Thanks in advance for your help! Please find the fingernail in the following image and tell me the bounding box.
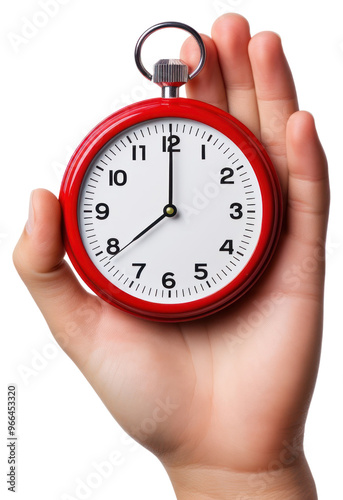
[26,191,35,235]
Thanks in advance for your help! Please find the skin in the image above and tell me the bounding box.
[13,14,329,499]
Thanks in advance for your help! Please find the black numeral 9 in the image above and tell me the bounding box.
[95,203,109,220]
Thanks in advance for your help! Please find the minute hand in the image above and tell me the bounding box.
[168,140,174,205]
[114,213,166,256]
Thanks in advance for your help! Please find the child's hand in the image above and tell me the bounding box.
[13,14,329,499]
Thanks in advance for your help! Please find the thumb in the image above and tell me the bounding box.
[13,189,102,358]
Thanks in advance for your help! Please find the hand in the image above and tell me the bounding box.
[114,203,177,256]
[168,124,175,206]
[13,14,329,499]
[113,212,166,256]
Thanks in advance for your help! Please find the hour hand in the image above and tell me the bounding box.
[112,205,177,257]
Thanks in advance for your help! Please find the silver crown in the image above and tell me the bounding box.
[153,59,189,86]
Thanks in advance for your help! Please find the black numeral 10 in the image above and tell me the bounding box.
[109,170,127,186]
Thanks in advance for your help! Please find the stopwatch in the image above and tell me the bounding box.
[59,22,282,322]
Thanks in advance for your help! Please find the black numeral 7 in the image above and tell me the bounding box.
[132,263,146,279]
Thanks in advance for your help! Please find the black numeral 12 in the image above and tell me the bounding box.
[162,135,180,153]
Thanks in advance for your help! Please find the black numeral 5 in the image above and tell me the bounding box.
[194,263,208,280]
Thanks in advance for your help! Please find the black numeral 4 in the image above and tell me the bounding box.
[220,240,234,254]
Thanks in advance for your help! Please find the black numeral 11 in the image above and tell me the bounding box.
[132,145,146,161]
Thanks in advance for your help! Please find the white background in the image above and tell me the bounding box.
[1,0,342,498]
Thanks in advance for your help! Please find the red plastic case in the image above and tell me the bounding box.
[59,97,282,322]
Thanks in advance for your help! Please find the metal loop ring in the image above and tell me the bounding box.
[134,21,206,82]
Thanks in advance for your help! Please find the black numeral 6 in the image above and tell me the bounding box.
[162,272,176,289]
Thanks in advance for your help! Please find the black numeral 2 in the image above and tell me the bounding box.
[220,167,234,184]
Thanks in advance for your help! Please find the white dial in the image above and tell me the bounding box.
[78,117,262,304]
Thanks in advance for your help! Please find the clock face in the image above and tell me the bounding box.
[77,117,263,305]
[60,98,281,321]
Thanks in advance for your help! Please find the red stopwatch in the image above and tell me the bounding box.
[60,22,282,322]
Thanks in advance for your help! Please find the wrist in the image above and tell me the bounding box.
[164,456,317,500]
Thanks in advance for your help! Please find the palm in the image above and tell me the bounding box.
[14,14,329,476]
[79,222,323,470]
